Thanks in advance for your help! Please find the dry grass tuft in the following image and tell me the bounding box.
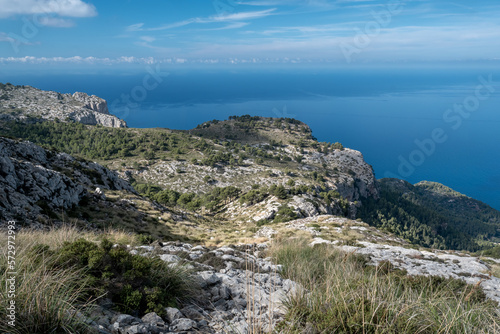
[0,227,96,333]
[269,238,500,334]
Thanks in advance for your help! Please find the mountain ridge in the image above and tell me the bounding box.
[0,82,126,128]
[1,85,500,333]
[0,84,498,252]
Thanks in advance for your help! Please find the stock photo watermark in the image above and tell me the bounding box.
[385,74,497,179]
[5,220,17,328]
[272,105,297,119]
[8,16,41,53]
[110,64,169,120]
[212,0,237,16]
[340,0,406,64]
[7,2,74,53]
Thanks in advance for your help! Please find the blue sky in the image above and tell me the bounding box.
[1,0,500,67]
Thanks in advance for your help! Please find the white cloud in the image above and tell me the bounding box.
[4,21,500,65]
[166,22,500,63]
[0,0,97,18]
[210,8,276,21]
[128,9,276,32]
[199,22,250,31]
[146,19,196,31]
[237,0,335,6]
[39,16,75,27]
[126,23,144,32]
[0,32,15,42]
[0,56,155,64]
[140,36,156,43]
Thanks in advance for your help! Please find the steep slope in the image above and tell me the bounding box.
[415,180,500,228]
[1,86,498,253]
[0,83,126,127]
[0,136,131,224]
[358,178,500,251]
[0,136,209,241]
[0,115,379,220]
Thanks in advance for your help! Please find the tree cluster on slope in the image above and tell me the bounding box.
[358,180,500,251]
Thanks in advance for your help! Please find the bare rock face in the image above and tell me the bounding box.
[68,108,127,128]
[0,84,127,128]
[68,92,127,127]
[289,194,328,217]
[0,137,135,224]
[72,92,109,114]
[323,149,379,202]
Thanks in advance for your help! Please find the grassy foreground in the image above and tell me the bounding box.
[0,227,197,334]
[2,228,499,333]
[269,238,500,334]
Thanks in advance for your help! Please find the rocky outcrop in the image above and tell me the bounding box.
[87,242,300,334]
[72,92,109,114]
[68,108,126,128]
[322,148,378,201]
[0,84,126,128]
[0,137,135,224]
[69,92,126,127]
[137,146,378,222]
[226,194,334,223]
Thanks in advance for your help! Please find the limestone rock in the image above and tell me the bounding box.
[165,307,183,323]
[169,318,196,331]
[84,235,500,334]
[0,137,135,225]
[141,312,164,327]
[0,85,126,128]
[73,92,110,114]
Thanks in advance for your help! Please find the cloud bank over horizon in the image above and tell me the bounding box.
[1,0,500,67]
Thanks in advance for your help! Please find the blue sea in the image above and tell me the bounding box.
[3,66,500,210]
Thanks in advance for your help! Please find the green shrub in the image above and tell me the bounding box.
[177,193,196,206]
[269,184,288,200]
[256,219,270,227]
[239,189,268,205]
[273,205,297,223]
[480,245,500,259]
[137,234,155,245]
[54,238,197,316]
[155,189,180,206]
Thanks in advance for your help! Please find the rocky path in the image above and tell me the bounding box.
[88,242,300,334]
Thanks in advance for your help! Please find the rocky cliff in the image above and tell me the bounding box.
[0,83,126,128]
[0,137,134,225]
[72,91,110,114]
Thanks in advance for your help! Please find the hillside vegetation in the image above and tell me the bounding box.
[2,115,499,252]
[0,115,376,222]
[358,178,500,251]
